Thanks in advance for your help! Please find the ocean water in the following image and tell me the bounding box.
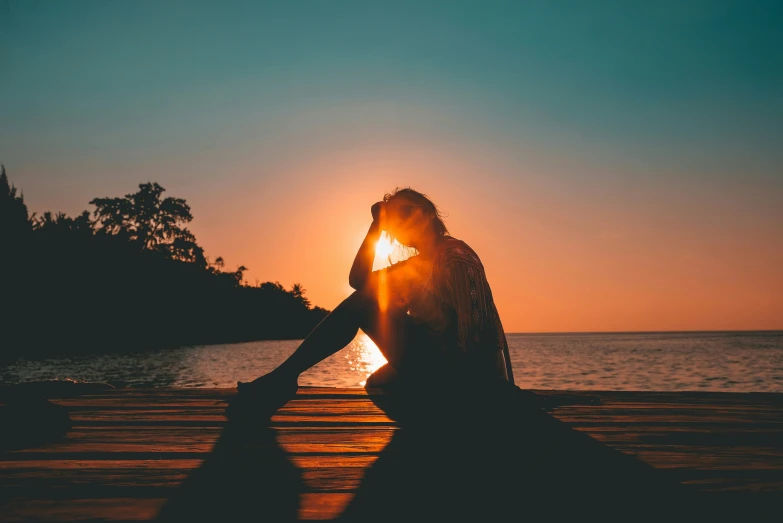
[2,331,782,392]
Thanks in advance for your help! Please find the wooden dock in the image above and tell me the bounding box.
[1,387,782,521]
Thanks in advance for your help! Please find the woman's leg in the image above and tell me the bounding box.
[240,289,411,392]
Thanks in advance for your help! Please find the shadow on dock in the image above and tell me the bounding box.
[155,417,303,522]
[155,384,700,522]
[340,385,690,522]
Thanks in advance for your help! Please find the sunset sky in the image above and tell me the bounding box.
[1,1,781,332]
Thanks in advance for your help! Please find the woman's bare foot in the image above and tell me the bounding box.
[228,371,299,420]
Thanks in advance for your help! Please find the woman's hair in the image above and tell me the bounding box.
[383,187,449,237]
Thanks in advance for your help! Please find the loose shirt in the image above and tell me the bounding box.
[394,237,515,384]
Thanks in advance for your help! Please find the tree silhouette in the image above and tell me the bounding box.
[90,182,206,266]
[0,164,31,245]
[33,211,93,237]
[0,168,330,359]
[236,265,248,283]
[291,283,311,308]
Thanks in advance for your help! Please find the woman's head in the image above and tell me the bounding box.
[381,187,449,247]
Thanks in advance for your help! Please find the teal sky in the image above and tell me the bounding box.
[1,1,781,331]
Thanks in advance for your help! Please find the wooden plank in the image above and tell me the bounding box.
[3,426,390,443]
[574,426,783,446]
[7,442,219,455]
[538,390,783,403]
[67,399,373,412]
[62,415,395,426]
[0,459,203,489]
[298,493,354,521]
[553,405,783,418]
[0,462,374,494]
[2,427,396,456]
[0,498,167,522]
[8,449,779,492]
[278,427,396,454]
[9,386,777,404]
[610,445,783,471]
[0,455,380,474]
[682,477,783,492]
[47,386,369,399]
[58,402,394,424]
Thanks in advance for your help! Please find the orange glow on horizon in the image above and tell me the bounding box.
[186,143,782,333]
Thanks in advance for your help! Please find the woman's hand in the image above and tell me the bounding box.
[350,202,385,290]
[371,201,385,223]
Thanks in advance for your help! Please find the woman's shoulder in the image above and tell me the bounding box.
[437,237,482,266]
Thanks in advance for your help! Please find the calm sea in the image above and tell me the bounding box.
[2,331,782,392]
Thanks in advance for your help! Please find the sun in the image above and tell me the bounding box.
[375,234,394,258]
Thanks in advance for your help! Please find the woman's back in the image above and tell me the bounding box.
[389,236,514,384]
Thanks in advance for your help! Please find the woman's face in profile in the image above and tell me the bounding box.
[383,198,429,247]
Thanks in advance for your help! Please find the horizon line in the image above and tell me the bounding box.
[505,329,783,335]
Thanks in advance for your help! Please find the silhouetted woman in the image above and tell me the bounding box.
[233,188,515,416]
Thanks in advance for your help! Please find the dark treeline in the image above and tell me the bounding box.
[0,165,329,361]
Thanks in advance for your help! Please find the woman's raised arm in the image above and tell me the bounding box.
[348,202,384,291]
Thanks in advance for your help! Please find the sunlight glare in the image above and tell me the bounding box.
[375,235,394,258]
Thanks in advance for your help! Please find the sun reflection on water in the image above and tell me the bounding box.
[348,333,387,386]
